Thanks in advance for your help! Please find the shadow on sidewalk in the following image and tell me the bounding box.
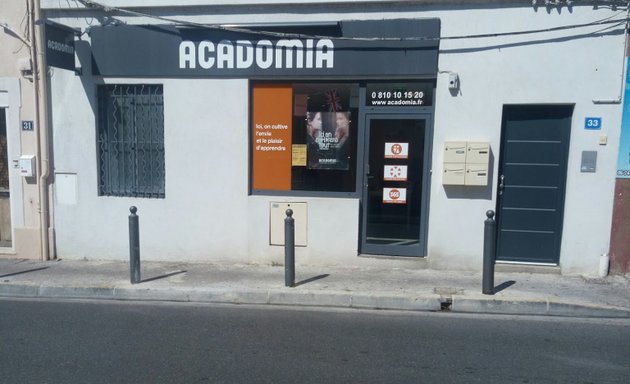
[0,267,50,279]
[294,274,330,287]
[141,270,187,283]
[494,280,516,294]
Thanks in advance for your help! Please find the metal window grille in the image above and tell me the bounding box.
[97,84,165,198]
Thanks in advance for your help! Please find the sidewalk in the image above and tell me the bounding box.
[0,258,629,318]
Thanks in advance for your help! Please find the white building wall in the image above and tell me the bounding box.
[0,1,44,259]
[430,8,625,274]
[45,2,625,275]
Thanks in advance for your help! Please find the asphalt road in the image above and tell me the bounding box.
[0,298,628,383]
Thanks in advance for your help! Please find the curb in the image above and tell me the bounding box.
[1,283,629,318]
[0,284,442,312]
[451,297,630,318]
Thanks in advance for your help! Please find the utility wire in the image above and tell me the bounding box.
[442,18,627,40]
[76,0,628,42]
[0,22,32,48]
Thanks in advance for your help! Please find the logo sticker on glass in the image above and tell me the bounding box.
[383,165,408,181]
[383,187,407,204]
[384,142,409,159]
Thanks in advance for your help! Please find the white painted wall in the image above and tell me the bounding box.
[1,0,43,259]
[47,3,625,275]
[430,8,625,274]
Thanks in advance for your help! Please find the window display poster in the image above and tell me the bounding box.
[292,144,307,166]
[252,84,292,190]
[306,111,351,170]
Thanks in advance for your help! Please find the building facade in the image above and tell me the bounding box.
[34,0,629,276]
[0,0,48,261]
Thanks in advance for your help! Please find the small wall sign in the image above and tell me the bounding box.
[384,142,409,159]
[44,21,78,72]
[383,165,408,181]
[383,187,407,204]
[21,121,34,131]
[585,117,602,130]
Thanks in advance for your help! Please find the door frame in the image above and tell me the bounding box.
[0,78,24,252]
[359,112,433,257]
[494,104,573,265]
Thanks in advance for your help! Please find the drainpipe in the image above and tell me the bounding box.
[29,0,51,261]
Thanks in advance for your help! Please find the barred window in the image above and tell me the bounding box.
[97,84,165,198]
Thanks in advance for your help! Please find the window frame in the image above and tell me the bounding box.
[96,83,166,199]
[249,79,437,198]
[249,80,364,198]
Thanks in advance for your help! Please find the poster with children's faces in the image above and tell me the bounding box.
[306,111,351,170]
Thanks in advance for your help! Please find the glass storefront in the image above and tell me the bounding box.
[251,80,434,256]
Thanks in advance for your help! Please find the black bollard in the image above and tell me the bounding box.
[129,206,141,284]
[284,208,295,287]
[482,210,496,295]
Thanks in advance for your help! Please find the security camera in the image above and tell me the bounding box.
[448,73,459,90]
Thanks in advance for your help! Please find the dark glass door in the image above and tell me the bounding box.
[361,115,430,256]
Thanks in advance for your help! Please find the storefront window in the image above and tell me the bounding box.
[251,82,358,194]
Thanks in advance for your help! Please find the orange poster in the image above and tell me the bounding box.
[252,84,292,190]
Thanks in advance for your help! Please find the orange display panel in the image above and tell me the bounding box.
[252,84,293,190]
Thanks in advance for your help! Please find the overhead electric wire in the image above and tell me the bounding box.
[0,21,32,48]
[76,0,628,42]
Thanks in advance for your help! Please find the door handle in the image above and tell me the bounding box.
[499,174,505,195]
